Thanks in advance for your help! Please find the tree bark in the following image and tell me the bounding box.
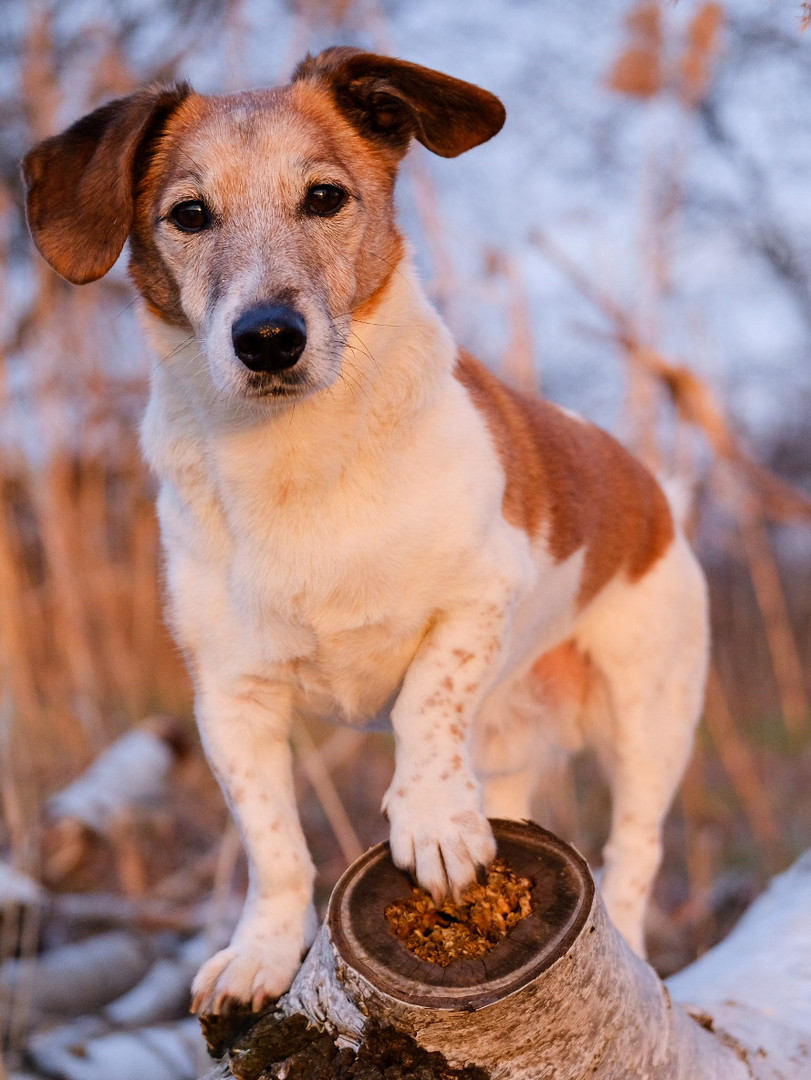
[210,821,803,1079]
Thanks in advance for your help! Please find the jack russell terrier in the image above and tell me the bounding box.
[23,47,708,1013]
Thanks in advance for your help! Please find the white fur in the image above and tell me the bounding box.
[141,254,708,1010]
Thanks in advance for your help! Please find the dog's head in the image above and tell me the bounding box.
[23,49,504,402]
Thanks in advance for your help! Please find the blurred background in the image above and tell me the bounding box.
[1,1,810,1077]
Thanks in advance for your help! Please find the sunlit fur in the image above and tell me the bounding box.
[23,52,709,1015]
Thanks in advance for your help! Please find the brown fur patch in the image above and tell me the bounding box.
[129,91,216,328]
[129,81,407,329]
[455,352,674,606]
[531,641,591,709]
[22,84,190,286]
[293,47,506,160]
[351,243,403,322]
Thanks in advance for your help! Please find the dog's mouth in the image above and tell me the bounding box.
[239,367,320,401]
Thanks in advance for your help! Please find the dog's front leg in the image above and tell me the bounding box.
[382,602,511,902]
[190,676,315,1014]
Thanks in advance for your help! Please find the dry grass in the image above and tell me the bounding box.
[0,4,810,1068]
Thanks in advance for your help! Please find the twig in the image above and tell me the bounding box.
[728,478,810,734]
[292,723,364,866]
[203,824,242,952]
[704,665,782,856]
[486,251,540,394]
[677,739,717,929]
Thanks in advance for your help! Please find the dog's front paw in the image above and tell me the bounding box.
[383,779,496,903]
[192,903,314,1014]
[191,934,301,1015]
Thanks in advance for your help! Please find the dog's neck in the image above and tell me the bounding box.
[139,251,457,487]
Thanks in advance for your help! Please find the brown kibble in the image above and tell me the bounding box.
[384,859,534,966]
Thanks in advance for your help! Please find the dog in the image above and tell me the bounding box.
[23,48,709,1014]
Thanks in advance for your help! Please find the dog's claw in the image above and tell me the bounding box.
[191,931,304,1015]
[384,779,495,902]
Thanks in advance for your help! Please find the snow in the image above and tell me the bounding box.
[47,728,177,833]
[28,1017,203,1080]
[668,848,811,1039]
[0,863,42,906]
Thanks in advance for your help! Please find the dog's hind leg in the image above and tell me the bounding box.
[575,536,709,956]
[473,642,589,823]
[474,711,537,822]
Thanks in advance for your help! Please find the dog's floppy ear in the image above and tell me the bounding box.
[294,48,505,159]
[22,84,190,285]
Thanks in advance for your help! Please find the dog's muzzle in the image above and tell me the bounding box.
[231,304,307,373]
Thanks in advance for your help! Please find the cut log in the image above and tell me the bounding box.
[207,820,811,1079]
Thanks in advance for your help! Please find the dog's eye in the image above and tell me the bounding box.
[169,200,210,233]
[305,184,347,217]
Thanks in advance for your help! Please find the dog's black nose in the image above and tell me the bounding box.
[231,304,307,372]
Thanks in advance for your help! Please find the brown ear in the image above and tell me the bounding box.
[294,48,505,159]
[22,84,190,285]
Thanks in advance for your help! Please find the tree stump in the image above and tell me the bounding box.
[207,821,797,1079]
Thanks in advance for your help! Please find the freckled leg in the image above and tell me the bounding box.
[382,600,513,903]
[190,677,316,1013]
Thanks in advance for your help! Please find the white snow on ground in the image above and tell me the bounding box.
[668,848,811,1033]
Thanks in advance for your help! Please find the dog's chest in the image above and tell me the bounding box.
[176,426,445,720]
[234,491,437,716]
[147,356,544,722]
